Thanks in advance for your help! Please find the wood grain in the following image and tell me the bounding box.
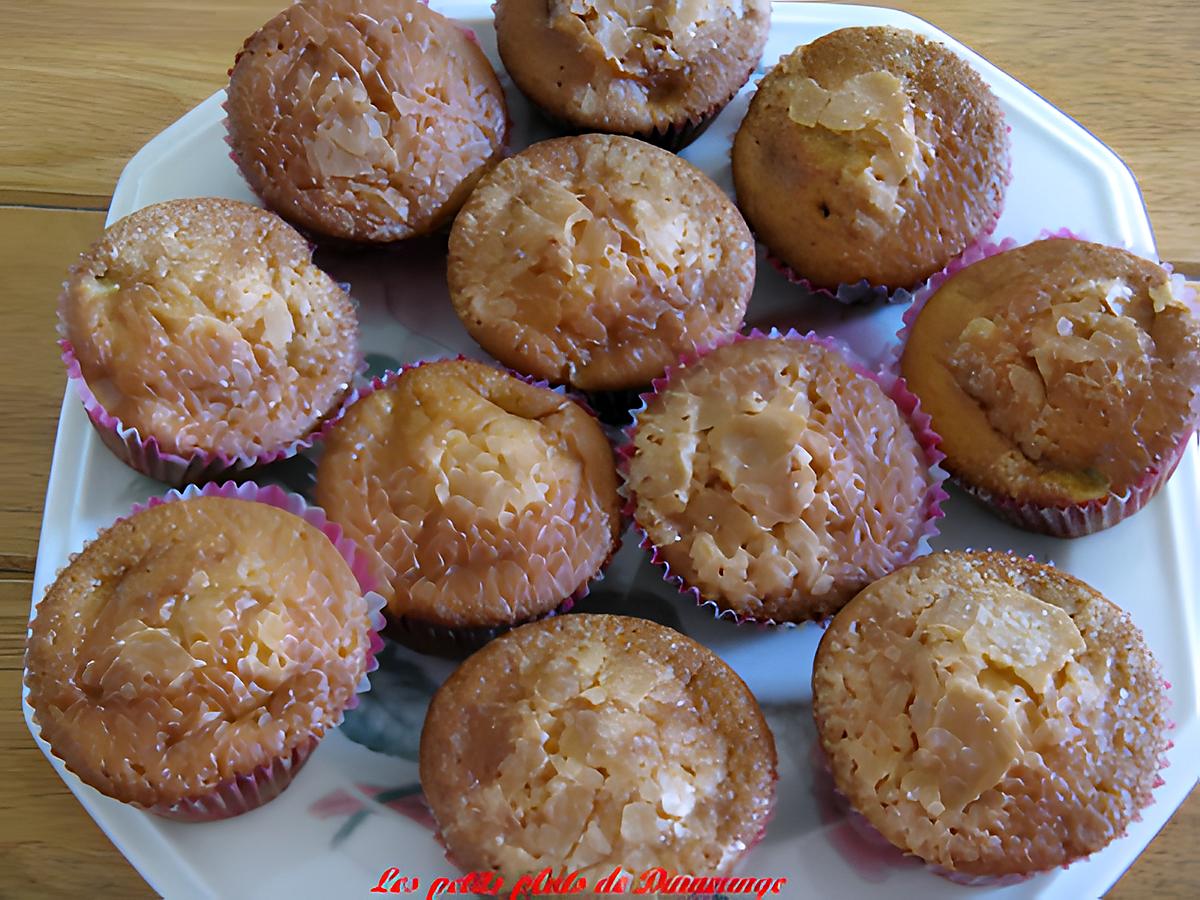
[0,1,1196,897]
[0,1,1196,269]
[0,208,104,572]
[0,578,150,898]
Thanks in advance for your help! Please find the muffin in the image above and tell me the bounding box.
[812,550,1171,878]
[899,236,1200,536]
[732,26,1009,295]
[315,359,622,655]
[226,0,507,242]
[448,134,756,394]
[494,0,770,148]
[59,197,360,486]
[24,485,378,821]
[420,614,776,880]
[625,333,945,623]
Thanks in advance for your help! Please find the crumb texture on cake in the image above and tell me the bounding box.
[420,615,776,880]
[902,238,1200,503]
[24,497,370,808]
[732,26,1009,289]
[60,198,359,458]
[449,134,754,391]
[315,360,621,627]
[813,551,1170,876]
[627,338,935,622]
[227,0,507,241]
[495,0,769,132]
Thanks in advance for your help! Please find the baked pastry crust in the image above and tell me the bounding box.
[25,496,371,809]
[315,360,622,629]
[813,550,1169,876]
[420,614,776,880]
[449,134,755,391]
[227,0,507,241]
[732,26,1009,289]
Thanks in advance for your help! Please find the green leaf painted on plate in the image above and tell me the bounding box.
[339,642,440,760]
[331,808,371,850]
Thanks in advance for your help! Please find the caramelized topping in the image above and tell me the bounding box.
[227,0,507,241]
[420,615,776,880]
[785,71,935,220]
[549,0,730,79]
[628,338,936,622]
[449,135,754,391]
[315,360,621,627]
[731,26,1009,289]
[25,497,371,808]
[60,198,358,458]
[814,551,1170,875]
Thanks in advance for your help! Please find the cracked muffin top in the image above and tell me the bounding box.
[733,26,1009,290]
[420,614,776,880]
[449,134,755,392]
[627,336,942,622]
[59,197,359,461]
[495,0,770,138]
[25,496,372,809]
[900,237,1200,508]
[813,550,1169,877]
[227,0,507,242]
[315,359,622,630]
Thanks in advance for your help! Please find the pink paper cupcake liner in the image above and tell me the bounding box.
[58,305,360,488]
[319,358,621,658]
[27,480,386,823]
[619,327,948,627]
[889,227,1198,537]
[150,736,319,822]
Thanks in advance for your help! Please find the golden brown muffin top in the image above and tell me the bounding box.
[627,338,937,622]
[732,26,1009,289]
[315,360,621,628]
[227,0,507,242]
[448,134,755,391]
[495,0,770,134]
[813,551,1169,876]
[60,198,359,459]
[901,238,1200,505]
[25,497,371,809]
[420,614,776,880]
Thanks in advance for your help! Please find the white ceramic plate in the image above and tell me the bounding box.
[25,2,1199,897]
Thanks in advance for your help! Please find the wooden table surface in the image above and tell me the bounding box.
[0,1,1195,896]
